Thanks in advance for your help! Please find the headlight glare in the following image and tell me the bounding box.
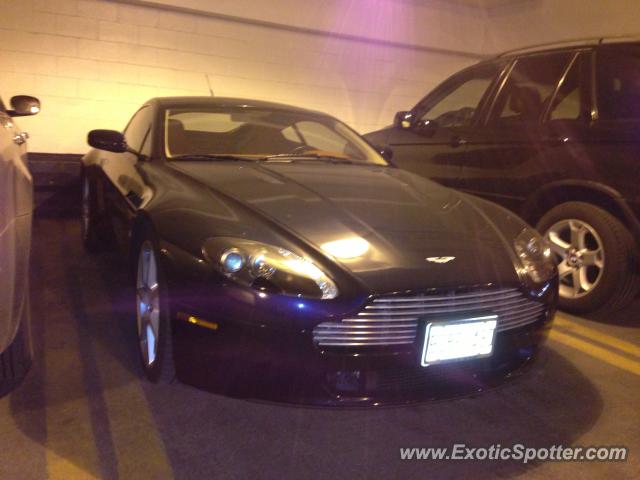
[204,237,338,300]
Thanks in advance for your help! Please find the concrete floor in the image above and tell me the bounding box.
[1,217,638,480]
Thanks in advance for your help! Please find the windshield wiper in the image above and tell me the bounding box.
[171,154,257,162]
[261,153,354,164]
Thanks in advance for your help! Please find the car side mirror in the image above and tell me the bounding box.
[394,111,415,129]
[88,129,128,153]
[8,95,40,117]
[415,118,439,137]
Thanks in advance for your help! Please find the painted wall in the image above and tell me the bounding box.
[4,0,637,154]
[1,0,486,153]
[486,0,640,52]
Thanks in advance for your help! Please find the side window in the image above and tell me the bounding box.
[548,54,585,121]
[295,121,346,152]
[489,52,573,126]
[596,46,640,120]
[124,106,153,156]
[417,63,501,129]
[292,121,366,160]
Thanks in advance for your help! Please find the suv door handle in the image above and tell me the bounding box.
[451,136,468,147]
[545,136,569,147]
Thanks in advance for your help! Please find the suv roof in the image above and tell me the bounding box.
[495,34,640,59]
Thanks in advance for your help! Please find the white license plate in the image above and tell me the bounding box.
[421,315,498,367]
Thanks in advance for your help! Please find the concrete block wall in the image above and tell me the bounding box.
[485,0,640,53]
[0,0,484,153]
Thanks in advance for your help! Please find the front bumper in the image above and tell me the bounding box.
[170,281,557,406]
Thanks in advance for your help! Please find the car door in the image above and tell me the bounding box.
[386,61,504,189]
[99,105,154,245]
[0,97,32,351]
[585,44,640,200]
[460,51,579,212]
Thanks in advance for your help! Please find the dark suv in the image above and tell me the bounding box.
[365,39,640,313]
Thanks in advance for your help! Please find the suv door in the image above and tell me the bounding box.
[460,51,579,211]
[588,44,640,203]
[386,61,504,189]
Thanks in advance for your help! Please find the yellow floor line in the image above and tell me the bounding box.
[554,314,640,358]
[44,318,101,480]
[91,340,174,480]
[549,329,640,376]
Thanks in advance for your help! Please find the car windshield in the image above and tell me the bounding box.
[163,107,387,165]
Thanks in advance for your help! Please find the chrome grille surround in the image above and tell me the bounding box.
[313,287,546,347]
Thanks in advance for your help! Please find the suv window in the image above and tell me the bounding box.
[489,52,573,125]
[596,45,640,120]
[124,105,153,156]
[417,63,502,128]
[548,54,585,121]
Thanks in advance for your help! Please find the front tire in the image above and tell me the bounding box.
[537,201,639,313]
[135,234,175,383]
[0,296,32,397]
[81,169,114,253]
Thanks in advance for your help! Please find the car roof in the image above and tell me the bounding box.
[148,96,327,116]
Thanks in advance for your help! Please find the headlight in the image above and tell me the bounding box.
[514,228,555,284]
[203,237,338,299]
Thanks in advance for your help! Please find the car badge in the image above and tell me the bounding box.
[425,256,456,264]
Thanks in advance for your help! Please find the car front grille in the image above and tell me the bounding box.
[312,287,546,347]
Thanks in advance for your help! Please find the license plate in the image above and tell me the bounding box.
[421,315,498,367]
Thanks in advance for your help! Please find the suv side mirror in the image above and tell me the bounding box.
[394,111,415,129]
[8,95,40,117]
[88,129,128,153]
[415,118,438,137]
[375,145,394,162]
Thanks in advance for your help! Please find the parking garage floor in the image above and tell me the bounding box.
[1,217,639,480]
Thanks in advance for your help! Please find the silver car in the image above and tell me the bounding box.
[0,94,39,396]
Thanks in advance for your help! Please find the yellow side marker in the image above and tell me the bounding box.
[549,329,640,376]
[554,314,640,358]
[187,315,219,331]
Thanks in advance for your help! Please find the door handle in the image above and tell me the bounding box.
[545,136,569,147]
[13,134,26,145]
[451,136,468,147]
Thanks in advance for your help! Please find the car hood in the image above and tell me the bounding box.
[169,161,522,292]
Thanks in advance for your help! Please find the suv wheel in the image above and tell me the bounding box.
[537,202,639,313]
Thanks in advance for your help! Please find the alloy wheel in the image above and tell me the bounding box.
[544,219,605,299]
[136,241,161,367]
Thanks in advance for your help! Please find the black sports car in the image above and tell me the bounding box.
[82,97,557,405]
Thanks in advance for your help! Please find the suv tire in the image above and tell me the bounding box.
[537,201,639,313]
